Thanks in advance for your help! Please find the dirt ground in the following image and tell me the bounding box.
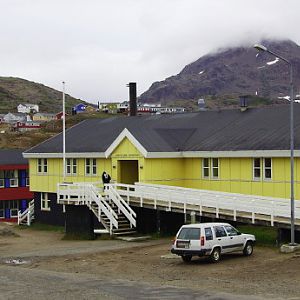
[1,223,300,300]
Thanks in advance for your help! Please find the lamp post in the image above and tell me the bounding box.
[254,43,296,245]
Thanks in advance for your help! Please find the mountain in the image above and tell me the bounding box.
[0,77,86,113]
[139,40,300,108]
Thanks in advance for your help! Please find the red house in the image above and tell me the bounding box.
[0,149,33,222]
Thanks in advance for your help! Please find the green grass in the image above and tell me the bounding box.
[237,224,277,246]
[22,222,65,233]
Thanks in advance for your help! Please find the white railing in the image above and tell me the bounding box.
[18,200,34,226]
[86,184,118,234]
[57,182,118,234]
[112,182,300,226]
[106,184,136,228]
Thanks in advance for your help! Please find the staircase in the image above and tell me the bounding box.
[106,201,136,235]
[18,200,34,226]
[57,182,136,236]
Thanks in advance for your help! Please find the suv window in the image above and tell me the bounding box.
[205,227,213,240]
[214,226,227,238]
[224,225,239,236]
[178,228,200,240]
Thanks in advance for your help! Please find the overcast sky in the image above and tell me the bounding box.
[0,0,299,103]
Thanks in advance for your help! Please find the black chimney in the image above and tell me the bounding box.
[128,82,137,116]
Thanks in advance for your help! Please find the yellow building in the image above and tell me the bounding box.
[23,105,300,227]
[32,112,56,122]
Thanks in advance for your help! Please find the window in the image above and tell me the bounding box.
[5,170,18,187]
[214,226,227,238]
[253,158,272,181]
[85,158,97,175]
[264,158,272,180]
[0,201,4,218]
[205,227,213,240]
[253,158,261,180]
[202,158,219,179]
[224,225,239,236]
[202,158,210,178]
[0,170,4,188]
[25,170,30,186]
[41,192,50,211]
[178,228,201,240]
[38,158,48,174]
[212,158,219,179]
[66,158,77,175]
[9,200,19,218]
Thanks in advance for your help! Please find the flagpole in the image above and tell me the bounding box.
[62,81,66,182]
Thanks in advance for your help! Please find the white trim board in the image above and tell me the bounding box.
[23,150,300,159]
[104,128,148,158]
[23,152,106,159]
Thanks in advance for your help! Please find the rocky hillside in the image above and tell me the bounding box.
[0,77,86,113]
[139,40,300,107]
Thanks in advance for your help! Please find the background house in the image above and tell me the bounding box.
[72,103,86,115]
[17,103,39,114]
[56,111,68,120]
[13,121,41,132]
[0,149,33,222]
[3,112,29,124]
[32,112,56,122]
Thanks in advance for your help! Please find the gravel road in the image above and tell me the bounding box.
[0,223,300,300]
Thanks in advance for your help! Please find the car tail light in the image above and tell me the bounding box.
[200,236,205,246]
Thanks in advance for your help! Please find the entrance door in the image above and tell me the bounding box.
[119,160,139,184]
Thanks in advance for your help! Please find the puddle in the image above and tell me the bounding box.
[4,259,31,265]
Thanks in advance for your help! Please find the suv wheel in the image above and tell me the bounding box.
[243,241,253,256]
[210,248,221,263]
[181,255,192,262]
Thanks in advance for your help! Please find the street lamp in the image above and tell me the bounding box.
[254,43,296,246]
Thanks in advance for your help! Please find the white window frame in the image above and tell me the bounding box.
[66,158,77,175]
[26,177,30,186]
[9,178,18,187]
[202,158,219,180]
[9,200,19,218]
[85,158,97,176]
[41,192,50,211]
[202,158,210,178]
[263,158,272,180]
[10,209,18,218]
[211,158,219,179]
[0,209,4,219]
[0,170,4,188]
[37,158,48,174]
[253,158,261,180]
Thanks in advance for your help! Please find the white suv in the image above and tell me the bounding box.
[171,222,255,263]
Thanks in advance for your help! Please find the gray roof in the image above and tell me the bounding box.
[25,105,300,154]
[0,149,28,165]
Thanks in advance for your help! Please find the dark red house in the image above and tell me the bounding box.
[0,149,33,222]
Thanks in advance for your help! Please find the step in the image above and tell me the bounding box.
[113,230,137,236]
[113,227,135,233]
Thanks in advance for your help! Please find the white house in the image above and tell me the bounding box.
[3,113,31,124]
[17,103,39,114]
